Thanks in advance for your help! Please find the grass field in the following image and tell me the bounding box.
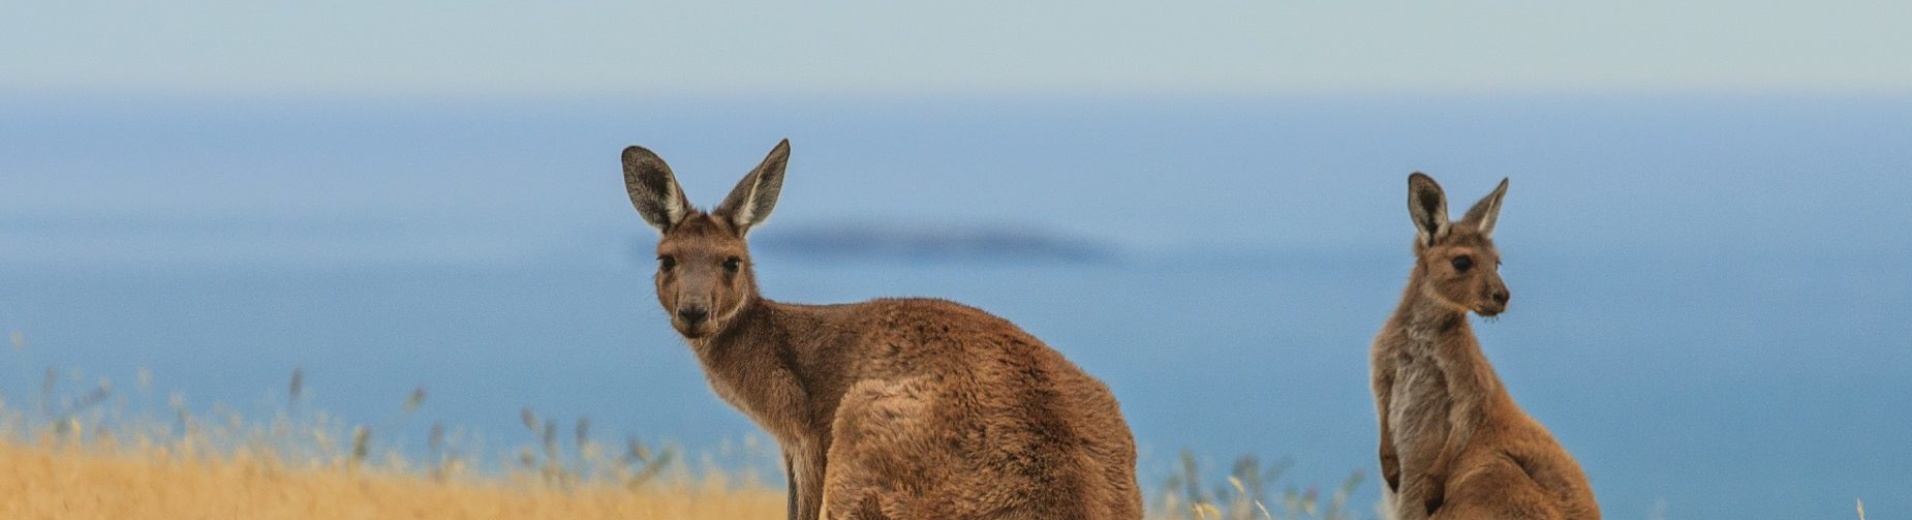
[0,439,782,519]
[0,436,1360,520]
[2,362,1367,520]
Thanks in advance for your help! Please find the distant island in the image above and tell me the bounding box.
[746,223,1118,264]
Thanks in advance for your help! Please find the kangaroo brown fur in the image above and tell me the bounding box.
[1371,173,1599,520]
[621,140,1143,520]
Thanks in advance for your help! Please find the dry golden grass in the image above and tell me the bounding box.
[0,438,782,519]
[4,360,1368,520]
[2,362,785,519]
[0,421,1363,520]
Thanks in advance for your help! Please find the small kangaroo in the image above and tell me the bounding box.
[1371,173,1599,520]
[620,140,1143,520]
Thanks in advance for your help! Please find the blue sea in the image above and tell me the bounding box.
[2,96,1908,519]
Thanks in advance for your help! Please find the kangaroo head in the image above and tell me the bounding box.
[622,140,790,339]
[1406,172,1511,317]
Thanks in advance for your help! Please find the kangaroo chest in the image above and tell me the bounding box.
[696,344,814,443]
[1387,348,1453,475]
[705,372,770,419]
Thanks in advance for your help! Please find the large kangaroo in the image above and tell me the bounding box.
[620,140,1143,520]
[1371,173,1598,520]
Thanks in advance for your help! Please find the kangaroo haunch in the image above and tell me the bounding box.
[621,140,1143,520]
[1371,173,1600,520]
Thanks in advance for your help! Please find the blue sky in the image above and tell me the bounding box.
[4,1,1910,97]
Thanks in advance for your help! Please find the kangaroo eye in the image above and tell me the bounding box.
[657,255,676,271]
[1451,255,1474,272]
[722,256,743,273]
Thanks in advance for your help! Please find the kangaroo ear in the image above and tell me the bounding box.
[714,139,790,236]
[623,145,692,232]
[1459,177,1509,237]
[1407,172,1449,247]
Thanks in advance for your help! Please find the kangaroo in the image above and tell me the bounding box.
[620,140,1143,520]
[1371,173,1599,520]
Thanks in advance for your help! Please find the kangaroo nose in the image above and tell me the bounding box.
[1491,290,1511,305]
[677,306,709,325]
